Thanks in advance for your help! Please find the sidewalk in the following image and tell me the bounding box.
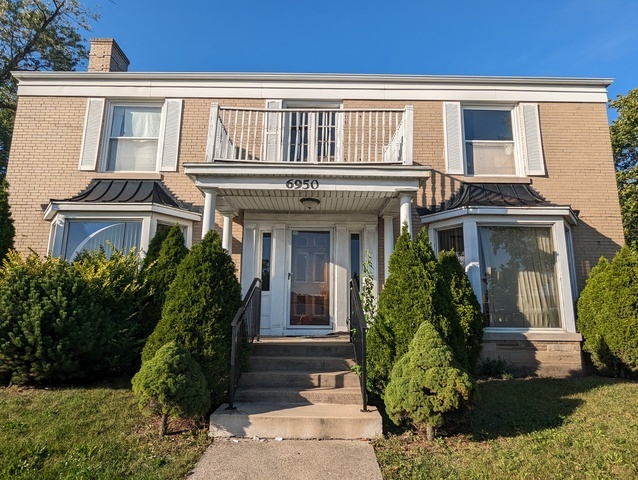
[187,438,383,480]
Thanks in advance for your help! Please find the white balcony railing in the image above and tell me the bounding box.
[205,104,413,165]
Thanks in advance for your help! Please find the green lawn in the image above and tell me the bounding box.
[0,380,210,480]
[374,377,638,479]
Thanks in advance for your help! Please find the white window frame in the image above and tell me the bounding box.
[45,208,198,260]
[100,101,164,173]
[427,210,578,335]
[461,105,524,177]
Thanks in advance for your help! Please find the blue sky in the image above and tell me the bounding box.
[90,0,638,106]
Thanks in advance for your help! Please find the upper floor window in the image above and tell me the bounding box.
[463,108,516,176]
[105,105,162,171]
[79,98,183,174]
[444,102,546,177]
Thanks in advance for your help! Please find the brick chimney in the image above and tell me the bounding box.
[87,38,130,72]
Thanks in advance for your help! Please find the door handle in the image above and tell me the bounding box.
[288,272,293,279]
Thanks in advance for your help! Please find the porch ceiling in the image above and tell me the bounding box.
[184,162,430,215]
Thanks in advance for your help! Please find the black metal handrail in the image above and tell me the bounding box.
[228,277,262,410]
[349,278,368,412]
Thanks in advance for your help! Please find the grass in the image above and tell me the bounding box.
[0,379,210,480]
[374,376,638,479]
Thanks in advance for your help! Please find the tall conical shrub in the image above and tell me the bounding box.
[140,225,188,340]
[142,230,242,404]
[438,251,486,371]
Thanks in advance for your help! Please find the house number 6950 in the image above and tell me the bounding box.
[286,179,319,190]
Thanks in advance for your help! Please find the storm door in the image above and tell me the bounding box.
[289,231,331,326]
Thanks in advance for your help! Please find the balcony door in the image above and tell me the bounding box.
[289,231,331,327]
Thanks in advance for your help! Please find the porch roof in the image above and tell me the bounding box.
[184,162,430,215]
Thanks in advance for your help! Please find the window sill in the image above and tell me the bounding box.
[483,329,582,342]
[447,175,531,184]
[94,172,163,180]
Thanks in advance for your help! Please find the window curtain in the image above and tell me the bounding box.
[111,107,161,138]
[479,226,561,328]
[64,221,142,261]
[108,107,161,171]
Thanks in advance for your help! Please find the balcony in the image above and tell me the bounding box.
[205,104,413,165]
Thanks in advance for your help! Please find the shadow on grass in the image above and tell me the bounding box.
[370,376,623,441]
[462,376,614,441]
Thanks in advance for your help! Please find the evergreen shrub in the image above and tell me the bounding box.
[132,341,210,437]
[0,178,14,262]
[140,226,188,340]
[142,230,242,405]
[0,253,110,384]
[73,246,145,373]
[438,251,486,371]
[366,227,470,394]
[577,246,638,375]
[384,321,476,440]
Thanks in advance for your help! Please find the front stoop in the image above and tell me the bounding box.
[209,338,382,440]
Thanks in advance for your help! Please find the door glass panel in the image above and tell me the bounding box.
[290,231,330,326]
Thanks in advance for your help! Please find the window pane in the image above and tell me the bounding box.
[438,227,465,265]
[107,139,158,171]
[479,226,561,328]
[64,220,142,261]
[350,233,360,287]
[465,141,516,175]
[110,106,161,138]
[463,110,513,141]
[261,233,271,292]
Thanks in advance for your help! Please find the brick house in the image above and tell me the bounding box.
[7,38,624,378]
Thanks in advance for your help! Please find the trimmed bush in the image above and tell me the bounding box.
[0,178,14,262]
[577,246,638,375]
[367,227,469,393]
[0,253,110,384]
[73,247,145,373]
[140,226,188,340]
[384,321,476,440]
[142,230,242,405]
[438,251,486,371]
[132,341,210,437]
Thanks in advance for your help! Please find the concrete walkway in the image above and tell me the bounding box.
[187,438,383,480]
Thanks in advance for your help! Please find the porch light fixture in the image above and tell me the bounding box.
[300,197,321,210]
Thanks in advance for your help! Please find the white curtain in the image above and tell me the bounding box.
[111,106,161,138]
[479,226,560,328]
[65,221,142,261]
[108,106,161,171]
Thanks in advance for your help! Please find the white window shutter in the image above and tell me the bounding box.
[520,103,546,176]
[159,99,183,172]
[264,100,283,162]
[78,98,105,171]
[444,102,464,174]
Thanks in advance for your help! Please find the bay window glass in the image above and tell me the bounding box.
[438,227,465,264]
[479,226,560,328]
[463,109,516,175]
[63,220,142,261]
[106,106,161,171]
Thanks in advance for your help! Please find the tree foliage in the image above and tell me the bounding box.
[384,321,476,440]
[577,246,638,376]
[0,177,14,261]
[132,341,210,437]
[0,0,98,175]
[140,226,188,340]
[142,230,242,405]
[610,89,638,248]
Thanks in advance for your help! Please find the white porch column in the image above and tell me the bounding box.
[222,214,233,254]
[363,224,379,298]
[241,222,256,296]
[202,190,217,237]
[335,224,349,332]
[399,193,412,239]
[462,221,482,307]
[270,224,287,336]
[383,215,394,281]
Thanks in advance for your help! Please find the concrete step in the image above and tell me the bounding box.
[252,342,355,358]
[238,370,360,389]
[210,403,382,440]
[248,355,356,372]
[234,386,363,405]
